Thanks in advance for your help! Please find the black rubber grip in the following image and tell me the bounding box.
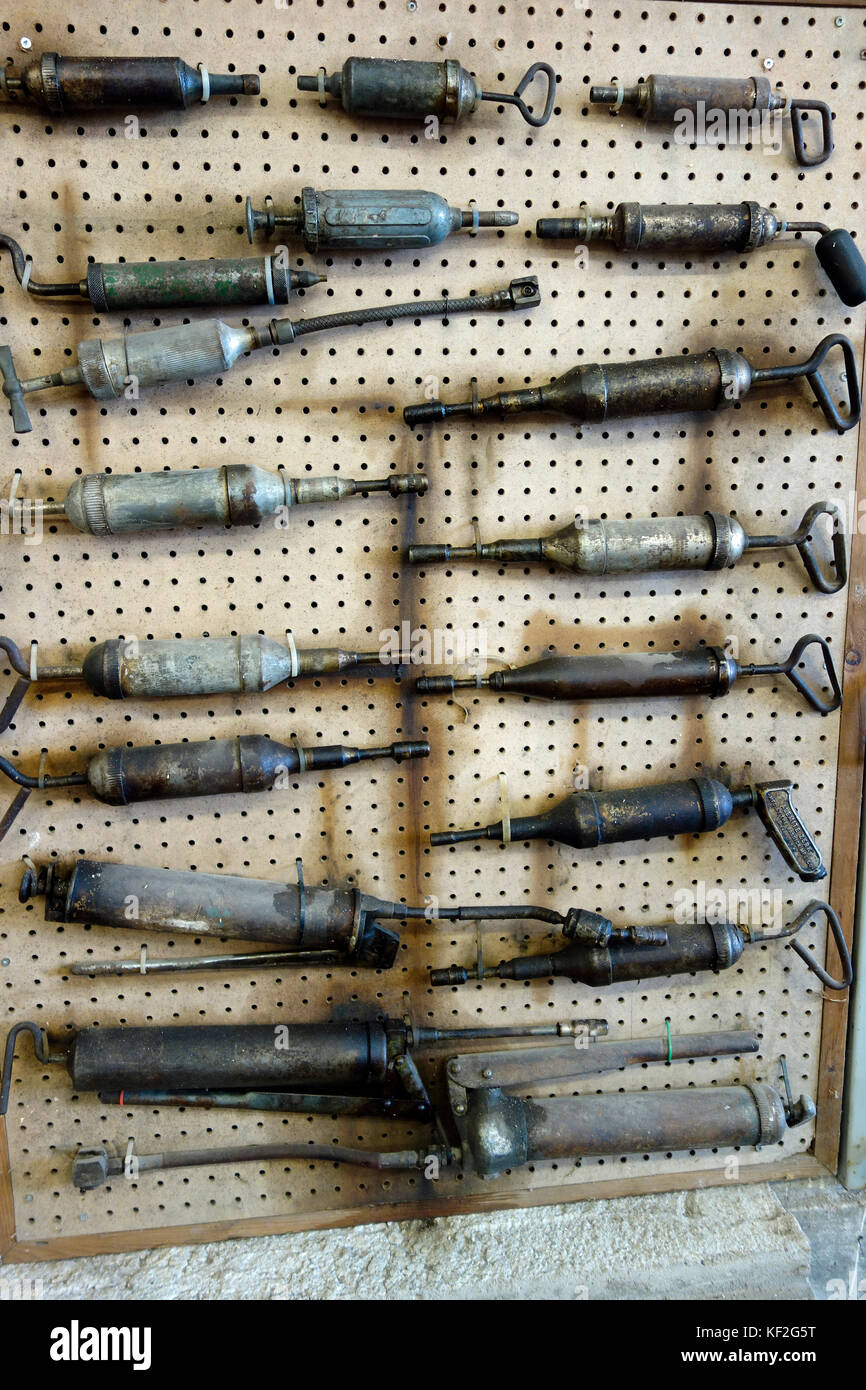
[815,229,866,308]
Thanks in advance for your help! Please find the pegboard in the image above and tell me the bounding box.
[1,0,864,1260]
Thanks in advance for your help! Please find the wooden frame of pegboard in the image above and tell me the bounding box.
[1,0,865,1263]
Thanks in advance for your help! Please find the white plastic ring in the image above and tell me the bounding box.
[139,944,148,976]
[263,255,276,306]
[613,82,625,112]
[29,639,38,683]
[285,629,300,679]
[317,67,327,107]
[468,200,479,236]
[21,258,33,292]
[198,63,211,104]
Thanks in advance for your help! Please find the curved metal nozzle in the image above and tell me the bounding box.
[0,752,87,791]
[0,234,83,298]
[480,62,557,127]
[0,636,31,680]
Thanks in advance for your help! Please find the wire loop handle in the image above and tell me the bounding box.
[482,62,556,127]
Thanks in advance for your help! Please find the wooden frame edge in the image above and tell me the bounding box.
[0,1152,827,1265]
[813,330,866,1170]
[0,1118,17,1260]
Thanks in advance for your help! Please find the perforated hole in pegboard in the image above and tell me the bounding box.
[0,0,864,1249]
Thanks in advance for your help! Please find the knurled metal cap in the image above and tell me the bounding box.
[40,52,63,112]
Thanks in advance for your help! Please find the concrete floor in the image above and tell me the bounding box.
[1,1177,863,1300]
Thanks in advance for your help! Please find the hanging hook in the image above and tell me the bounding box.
[0,1021,50,1115]
[0,233,81,297]
[0,636,33,732]
[481,61,556,127]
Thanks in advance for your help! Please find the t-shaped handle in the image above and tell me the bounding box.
[0,346,31,432]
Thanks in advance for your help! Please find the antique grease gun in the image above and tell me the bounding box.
[0,632,404,732]
[0,232,324,311]
[244,188,517,252]
[19,466,426,538]
[296,56,557,128]
[588,74,833,168]
[535,202,866,307]
[416,634,841,716]
[0,275,540,433]
[17,857,852,990]
[0,50,259,113]
[429,899,851,993]
[431,773,825,883]
[0,1020,814,1185]
[0,183,519,309]
[402,333,860,434]
[0,735,428,842]
[408,501,848,596]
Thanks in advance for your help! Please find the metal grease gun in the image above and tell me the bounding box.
[0,1019,813,1186]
